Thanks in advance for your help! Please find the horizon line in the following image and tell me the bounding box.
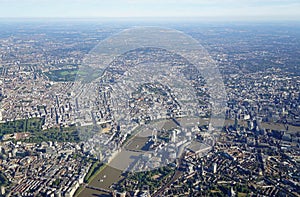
[0,16,299,22]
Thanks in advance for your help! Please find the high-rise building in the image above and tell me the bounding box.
[213,163,217,174]
[1,186,5,195]
[171,130,176,143]
[209,123,214,131]
[152,129,157,144]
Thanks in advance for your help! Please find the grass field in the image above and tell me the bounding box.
[0,118,80,143]
[44,67,104,82]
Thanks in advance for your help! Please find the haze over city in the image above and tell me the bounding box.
[0,0,300,20]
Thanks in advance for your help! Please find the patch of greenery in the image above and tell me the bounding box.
[44,68,80,82]
[0,172,9,186]
[0,117,44,137]
[52,178,62,187]
[23,125,80,143]
[0,118,80,143]
[44,67,104,82]
[84,161,105,183]
[117,165,175,193]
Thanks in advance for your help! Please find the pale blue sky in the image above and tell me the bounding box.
[0,0,299,20]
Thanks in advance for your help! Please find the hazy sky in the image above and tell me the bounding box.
[0,0,299,20]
